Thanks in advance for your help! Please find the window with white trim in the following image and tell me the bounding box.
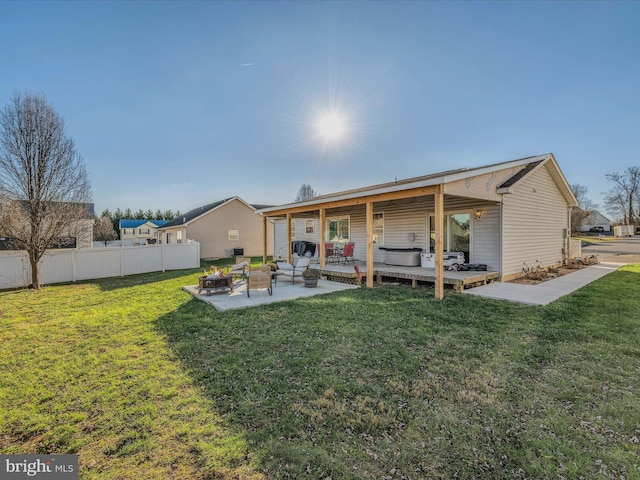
[373,213,384,244]
[228,229,239,241]
[327,216,350,243]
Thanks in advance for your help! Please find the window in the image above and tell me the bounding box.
[228,229,239,241]
[166,233,172,244]
[327,217,350,243]
[139,228,150,235]
[291,221,296,240]
[305,219,314,234]
[122,228,128,235]
[373,213,384,244]
[177,230,183,244]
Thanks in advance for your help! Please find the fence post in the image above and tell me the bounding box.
[161,243,166,272]
[72,249,77,282]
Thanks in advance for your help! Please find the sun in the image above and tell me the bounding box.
[316,112,347,142]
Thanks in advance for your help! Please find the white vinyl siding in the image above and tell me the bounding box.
[470,205,501,272]
[501,165,569,277]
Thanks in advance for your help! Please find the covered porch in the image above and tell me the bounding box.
[259,180,495,301]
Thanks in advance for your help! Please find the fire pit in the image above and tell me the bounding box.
[197,275,233,295]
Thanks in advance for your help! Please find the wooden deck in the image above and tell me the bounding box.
[310,261,499,292]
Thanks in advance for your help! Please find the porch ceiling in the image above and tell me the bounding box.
[264,193,498,218]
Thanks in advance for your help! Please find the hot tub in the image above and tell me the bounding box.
[380,247,423,266]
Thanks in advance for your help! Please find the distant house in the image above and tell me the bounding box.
[156,197,275,259]
[119,219,169,245]
[579,210,611,232]
[260,153,579,294]
[0,201,94,250]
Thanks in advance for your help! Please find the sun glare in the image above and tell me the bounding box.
[316,112,347,141]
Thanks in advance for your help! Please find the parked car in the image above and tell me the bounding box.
[589,226,605,232]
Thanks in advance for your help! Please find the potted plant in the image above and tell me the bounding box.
[302,268,321,287]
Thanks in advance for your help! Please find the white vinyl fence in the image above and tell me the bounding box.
[0,242,200,290]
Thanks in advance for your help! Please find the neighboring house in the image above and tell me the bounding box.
[156,197,275,259]
[119,219,169,245]
[0,201,94,250]
[260,153,578,290]
[579,210,611,232]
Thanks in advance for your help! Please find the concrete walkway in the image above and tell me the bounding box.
[462,262,623,305]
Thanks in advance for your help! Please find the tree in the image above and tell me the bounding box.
[94,215,117,246]
[144,209,154,220]
[100,208,113,221]
[163,209,175,220]
[154,209,164,220]
[570,183,597,233]
[0,92,91,289]
[603,166,640,224]
[295,184,317,202]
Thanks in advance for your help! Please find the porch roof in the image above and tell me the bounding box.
[258,153,576,217]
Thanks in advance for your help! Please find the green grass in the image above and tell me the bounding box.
[1,261,639,479]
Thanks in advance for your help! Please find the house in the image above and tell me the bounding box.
[156,197,275,259]
[119,219,169,245]
[579,210,611,232]
[0,201,94,250]
[258,153,578,298]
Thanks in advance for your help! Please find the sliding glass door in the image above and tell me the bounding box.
[428,213,470,262]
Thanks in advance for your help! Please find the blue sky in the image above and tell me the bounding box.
[1,1,638,215]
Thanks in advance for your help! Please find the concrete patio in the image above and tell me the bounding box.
[183,277,359,311]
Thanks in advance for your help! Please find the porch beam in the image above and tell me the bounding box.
[286,213,292,264]
[434,184,444,300]
[366,202,374,288]
[320,208,326,268]
[263,185,438,217]
[262,216,268,264]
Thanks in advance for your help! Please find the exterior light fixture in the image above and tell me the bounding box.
[475,209,483,220]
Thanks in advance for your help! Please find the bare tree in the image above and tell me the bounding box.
[0,92,91,289]
[295,184,317,202]
[94,216,118,246]
[603,167,640,224]
[570,183,597,233]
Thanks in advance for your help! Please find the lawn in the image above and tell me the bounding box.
[1,261,639,479]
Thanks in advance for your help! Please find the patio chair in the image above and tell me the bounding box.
[225,260,250,282]
[324,242,336,263]
[339,242,355,264]
[276,257,311,284]
[246,265,272,297]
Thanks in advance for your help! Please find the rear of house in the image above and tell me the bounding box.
[266,154,577,281]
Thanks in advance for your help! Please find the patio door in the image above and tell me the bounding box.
[427,212,471,263]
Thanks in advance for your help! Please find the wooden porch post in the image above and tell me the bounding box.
[366,201,374,288]
[262,216,268,264]
[320,208,326,268]
[286,213,292,264]
[434,184,444,300]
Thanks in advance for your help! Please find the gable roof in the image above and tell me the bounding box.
[497,160,545,189]
[158,196,270,229]
[259,153,578,214]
